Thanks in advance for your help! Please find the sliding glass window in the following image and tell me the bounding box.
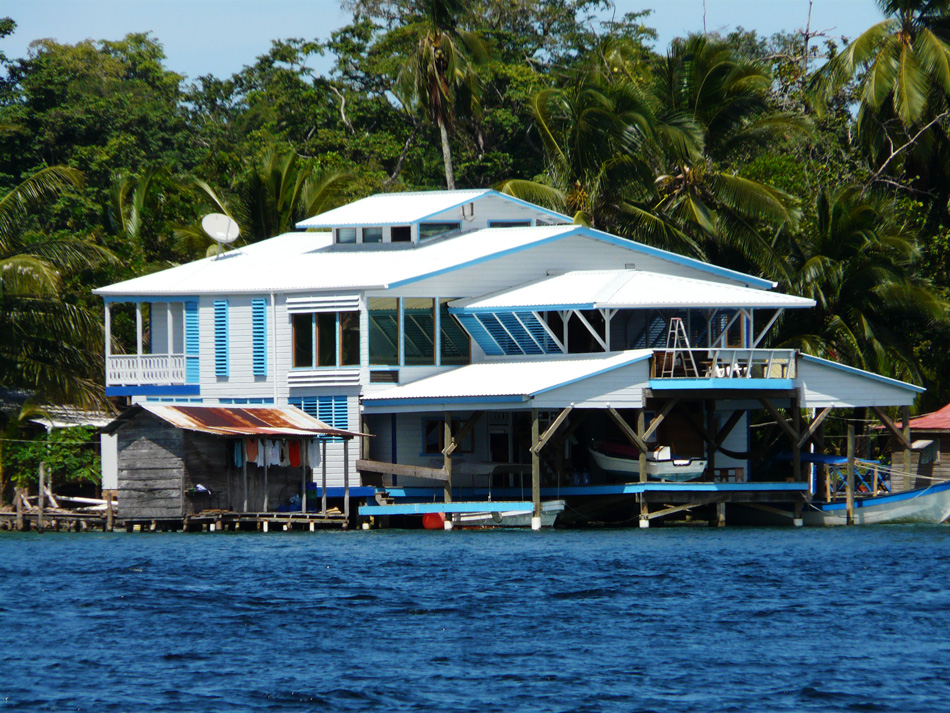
[403,298,435,365]
[368,298,399,366]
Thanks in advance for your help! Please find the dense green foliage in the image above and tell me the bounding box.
[1,0,949,413]
[2,425,101,489]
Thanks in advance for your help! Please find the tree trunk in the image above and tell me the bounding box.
[439,119,456,190]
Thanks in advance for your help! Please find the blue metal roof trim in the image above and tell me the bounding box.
[106,385,201,397]
[575,226,777,290]
[799,354,926,393]
[451,303,595,314]
[531,352,652,396]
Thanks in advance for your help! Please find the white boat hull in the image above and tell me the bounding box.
[589,446,706,482]
[803,482,950,526]
[454,500,565,528]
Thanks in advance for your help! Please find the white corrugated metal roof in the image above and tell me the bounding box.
[297,189,495,228]
[363,351,653,404]
[451,270,814,311]
[94,226,578,296]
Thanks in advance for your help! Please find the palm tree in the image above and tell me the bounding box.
[810,0,950,128]
[394,0,488,189]
[182,145,356,253]
[502,36,806,279]
[773,185,947,380]
[0,166,115,409]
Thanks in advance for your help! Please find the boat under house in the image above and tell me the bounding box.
[94,189,925,529]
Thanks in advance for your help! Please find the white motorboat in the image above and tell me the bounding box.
[589,442,706,482]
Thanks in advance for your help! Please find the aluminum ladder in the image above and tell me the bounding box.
[661,317,699,378]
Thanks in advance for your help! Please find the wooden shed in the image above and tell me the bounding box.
[101,404,360,521]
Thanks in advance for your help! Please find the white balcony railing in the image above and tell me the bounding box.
[106,354,186,386]
[652,349,797,379]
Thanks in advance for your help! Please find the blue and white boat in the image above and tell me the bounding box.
[801,481,950,526]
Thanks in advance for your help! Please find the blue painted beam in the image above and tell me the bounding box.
[382,482,809,499]
[360,501,533,516]
[105,385,201,397]
[649,378,794,391]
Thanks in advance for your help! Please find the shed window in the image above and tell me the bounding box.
[391,226,411,242]
[489,220,531,228]
[419,222,460,241]
[362,227,383,243]
[336,227,357,244]
[440,299,470,365]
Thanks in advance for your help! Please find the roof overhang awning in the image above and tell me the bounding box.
[102,404,366,438]
[449,269,815,312]
[362,350,652,413]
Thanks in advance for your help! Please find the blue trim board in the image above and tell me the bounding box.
[362,395,526,407]
[101,295,192,303]
[308,487,376,498]
[361,501,533,516]
[106,385,201,397]
[649,378,794,391]
[799,354,926,393]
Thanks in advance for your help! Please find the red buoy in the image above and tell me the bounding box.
[422,512,446,530]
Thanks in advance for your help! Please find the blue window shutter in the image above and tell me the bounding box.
[214,299,229,377]
[252,298,267,376]
[185,301,200,384]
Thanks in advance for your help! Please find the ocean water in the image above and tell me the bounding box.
[1,527,949,712]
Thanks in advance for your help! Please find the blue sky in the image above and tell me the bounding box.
[2,0,885,81]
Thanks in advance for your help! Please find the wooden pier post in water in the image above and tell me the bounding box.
[321,440,327,517]
[846,424,856,526]
[106,496,114,532]
[902,405,912,491]
[443,414,453,530]
[37,462,46,532]
[343,438,350,521]
[14,487,24,531]
[637,410,647,485]
[531,408,541,531]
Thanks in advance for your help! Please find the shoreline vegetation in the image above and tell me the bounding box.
[3,1,950,499]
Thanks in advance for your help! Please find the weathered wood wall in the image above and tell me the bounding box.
[116,411,185,520]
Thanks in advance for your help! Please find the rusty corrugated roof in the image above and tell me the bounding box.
[136,404,364,438]
[903,403,950,432]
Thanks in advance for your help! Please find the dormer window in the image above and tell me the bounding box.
[420,222,461,241]
[363,227,383,243]
[336,227,357,244]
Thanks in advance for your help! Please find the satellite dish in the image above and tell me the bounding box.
[201,213,240,259]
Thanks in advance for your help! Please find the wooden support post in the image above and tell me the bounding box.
[902,405,912,492]
[639,497,649,528]
[792,396,801,485]
[873,464,879,495]
[263,454,269,512]
[443,413,453,506]
[846,423,856,526]
[14,487,24,531]
[301,439,308,514]
[343,438,350,521]
[637,410,647,484]
[321,440,327,516]
[37,462,45,532]
[106,496,114,532]
[716,501,726,527]
[531,408,541,531]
